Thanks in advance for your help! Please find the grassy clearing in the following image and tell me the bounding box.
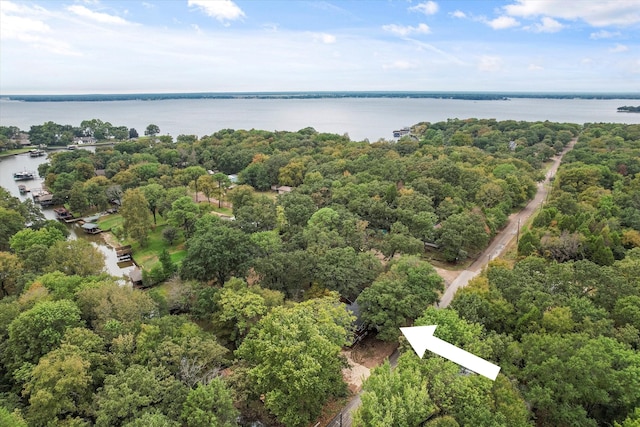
[210,205,234,216]
[97,214,122,231]
[256,189,278,201]
[0,148,33,157]
[98,213,186,270]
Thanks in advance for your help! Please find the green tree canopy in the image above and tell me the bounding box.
[357,256,444,341]
[235,295,354,427]
[181,378,239,427]
[7,299,83,370]
[94,364,187,427]
[46,239,105,276]
[180,222,253,284]
[121,188,153,246]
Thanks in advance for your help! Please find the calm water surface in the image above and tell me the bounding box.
[0,150,135,278]
[1,96,639,276]
[2,97,639,142]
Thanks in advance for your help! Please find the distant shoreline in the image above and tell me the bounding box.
[2,91,640,103]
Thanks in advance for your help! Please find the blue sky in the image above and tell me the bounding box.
[1,0,639,94]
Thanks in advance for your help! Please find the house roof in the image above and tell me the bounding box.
[129,268,143,283]
[346,301,365,329]
[81,222,99,230]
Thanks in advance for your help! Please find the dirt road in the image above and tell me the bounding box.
[439,137,576,307]
[325,137,577,426]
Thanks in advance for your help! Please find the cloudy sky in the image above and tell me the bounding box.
[1,0,639,94]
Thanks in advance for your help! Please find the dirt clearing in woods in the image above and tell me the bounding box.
[341,336,398,392]
[339,267,458,393]
[434,267,461,291]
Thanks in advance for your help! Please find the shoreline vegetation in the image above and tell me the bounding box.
[1,119,639,427]
[617,105,640,113]
[2,90,640,102]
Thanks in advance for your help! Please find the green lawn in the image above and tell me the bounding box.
[0,148,33,157]
[98,214,123,231]
[210,205,234,216]
[98,213,186,270]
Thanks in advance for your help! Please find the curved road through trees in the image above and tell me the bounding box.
[325,137,577,427]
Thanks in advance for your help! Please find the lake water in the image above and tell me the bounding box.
[1,97,639,142]
[1,96,639,278]
[0,150,135,279]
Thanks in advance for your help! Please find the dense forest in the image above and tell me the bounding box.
[0,118,638,427]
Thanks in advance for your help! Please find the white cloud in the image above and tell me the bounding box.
[188,0,245,22]
[313,33,337,44]
[66,5,130,25]
[486,15,520,30]
[409,1,438,16]
[504,0,640,27]
[451,10,466,19]
[477,55,502,71]
[530,17,563,33]
[382,23,431,36]
[610,43,629,53]
[0,10,50,40]
[383,60,416,70]
[590,30,620,39]
[1,0,638,94]
[0,2,80,56]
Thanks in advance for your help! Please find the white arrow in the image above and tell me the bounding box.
[400,325,501,381]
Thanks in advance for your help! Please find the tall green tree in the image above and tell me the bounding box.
[436,211,490,262]
[7,300,83,370]
[180,223,252,284]
[0,252,23,298]
[353,358,436,427]
[196,174,216,205]
[0,407,27,427]
[145,124,160,137]
[46,239,105,276]
[23,344,93,426]
[94,364,187,427]
[167,196,201,238]
[0,207,25,251]
[357,256,444,341]
[211,172,231,208]
[181,378,239,427]
[69,181,90,215]
[236,296,354,427]
[9,227,66,258]
[213,278,268,346]
[234,195,277,232]
[517,333,640,426]
[76,282,157,338]
[179,166,207,202]
[121,188,153,246]
[141,183,167,225]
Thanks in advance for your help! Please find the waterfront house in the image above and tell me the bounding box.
[37,194,54,207]
[54,207,73,220]
[81,223,102,234]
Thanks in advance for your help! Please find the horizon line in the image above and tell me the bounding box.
[2,90,639,103]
